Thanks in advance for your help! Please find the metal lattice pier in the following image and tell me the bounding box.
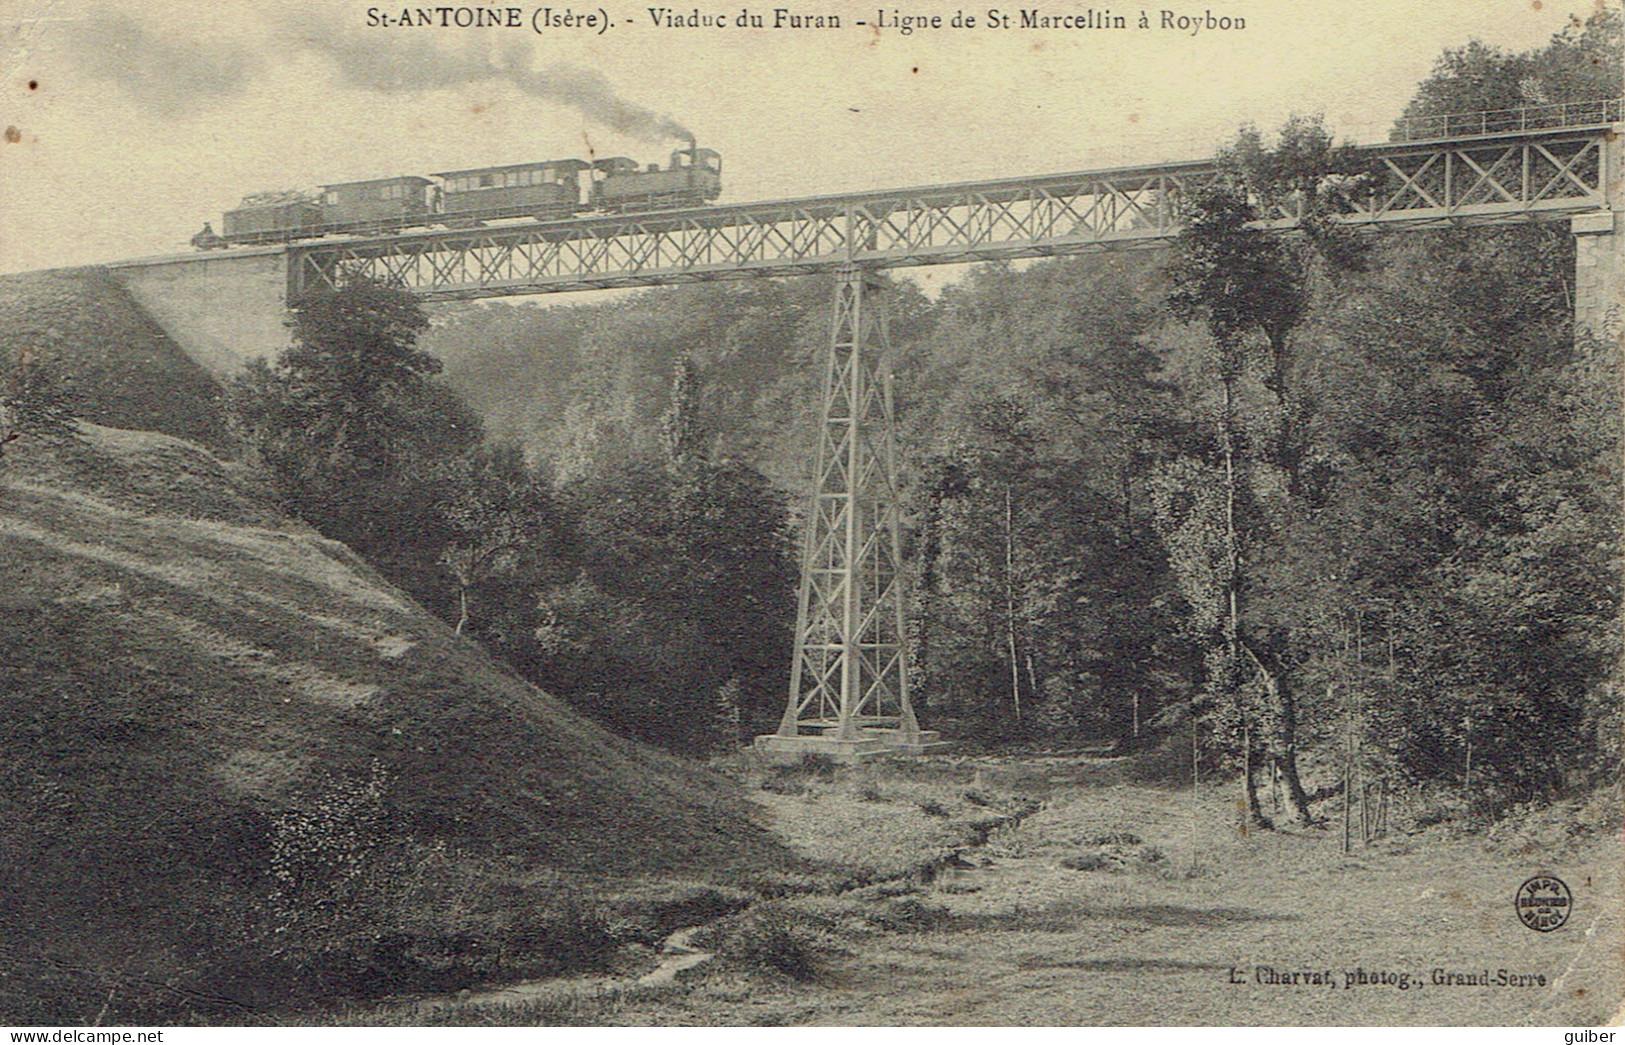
[756,267,944,761]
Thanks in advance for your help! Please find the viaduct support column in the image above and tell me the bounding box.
[1573,123,1625,345]
[755,266,942,762]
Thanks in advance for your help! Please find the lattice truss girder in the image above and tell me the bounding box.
[1342,135,1608,225]
[289,171,1206,298]
[780,267,916,740]
[286,125,1615,300]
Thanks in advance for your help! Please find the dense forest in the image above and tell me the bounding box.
[214,10,1620,821]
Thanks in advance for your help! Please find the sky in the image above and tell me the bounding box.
[0,0,1612,275]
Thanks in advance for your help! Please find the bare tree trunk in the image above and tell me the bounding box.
[1242,643,1313,825]
[1271,676,1314,825]
[1220,374,1266,828]
[1004,484,1021,726]
[1190,712,1201,869]
[1274,749,1314,826]
[1342,742,1353,854]
[918,490,943,700]
[1241,720,1264,829]
[1222,380,1238,619]
[1241,719,1250,827]
[1121,463,1133,535]
[454,586,469,636]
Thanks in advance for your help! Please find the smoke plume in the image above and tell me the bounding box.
[59,5,692,144]
[61,8,259,118]
[302,27,694,144]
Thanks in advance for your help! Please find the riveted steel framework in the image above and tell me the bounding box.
[286,121,1618,301]
[778,266,918,742]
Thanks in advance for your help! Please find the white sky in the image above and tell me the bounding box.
[0,0,1610,274]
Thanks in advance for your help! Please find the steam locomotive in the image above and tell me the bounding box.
[192,146,722,249]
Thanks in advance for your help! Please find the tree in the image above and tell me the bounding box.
[1304,224,1621,808]
[1159,118,1368,826]
[1340,15,1624,808]
[904,256,1190,747]
[661,354,705,470]
[529,359,797,755]
[1396,7,1622,132]
[228,278,482,600]
[917,400,1049,736]
[1156,109,1619,823]
[436,446,555,636]
[916,385,1186,746]
[277,277,442,480]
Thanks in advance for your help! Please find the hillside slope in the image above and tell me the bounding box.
[0,424,795,1020]
[0,268,227,448]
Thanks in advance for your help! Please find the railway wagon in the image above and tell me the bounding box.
[435,159,589,223]
[320,175,436,230]
[592,148,722,211]
[222,193,323,244]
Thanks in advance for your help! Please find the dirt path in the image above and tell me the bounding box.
[571,769,1625,1026]
[384,760,1624,1026]
[806,832,1624,1025]
[634,928,714,987]
[418,923,718,1016]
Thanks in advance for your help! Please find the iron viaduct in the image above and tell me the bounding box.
[99,105,1624,759]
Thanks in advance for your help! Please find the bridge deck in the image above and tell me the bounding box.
[119,117,1621,301]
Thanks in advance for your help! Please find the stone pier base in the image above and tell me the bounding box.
[1573,210,1624,346]
[753,728,951,764]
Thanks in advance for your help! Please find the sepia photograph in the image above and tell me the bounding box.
[0,0,1621,1029]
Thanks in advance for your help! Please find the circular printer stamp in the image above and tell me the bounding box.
[1515,876,1572,932]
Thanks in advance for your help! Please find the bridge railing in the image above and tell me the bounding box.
[1389,98,1622,142]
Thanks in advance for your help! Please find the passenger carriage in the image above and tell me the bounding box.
[434,159,589,225]
[319,176,436,233]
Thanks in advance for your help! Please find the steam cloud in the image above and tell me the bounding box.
[62,9,259,118]
[303,27,695,145]
[61,5,692,145]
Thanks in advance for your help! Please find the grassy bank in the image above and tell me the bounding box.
[347,752,1623,1026]
[0,426,802,1023]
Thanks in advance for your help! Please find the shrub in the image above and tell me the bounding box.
[1087,831,1141,846]
[1060,852,1114,872]
[251,769,617,1005]
[0,347,77,468]
[863,897,951,933]
[799,754,839,780]
[710,907,824,982]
